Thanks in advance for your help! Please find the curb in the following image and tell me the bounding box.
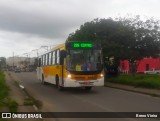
[105,83,160,97]
[7,72,45,121]
[17,82,40,112]
[18,83,39,111]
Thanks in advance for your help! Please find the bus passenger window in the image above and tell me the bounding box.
[41,56,43,66]
[46,54,48,65]
[76,64,82,71]
[38,58,41,67]
[52,51,55,65]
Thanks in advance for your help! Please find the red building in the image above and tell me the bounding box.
[120,58,160,73]
[120,60,130,73]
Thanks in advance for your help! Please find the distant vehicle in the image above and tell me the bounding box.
[144,68,160,74]
[14,68,21,73]
[8,68,14,71]
[21,68,26,72]
[26,67,33,72]
[25,68,29,72]
[30,68,33,72]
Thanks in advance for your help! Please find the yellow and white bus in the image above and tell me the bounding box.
[37,41,104,90]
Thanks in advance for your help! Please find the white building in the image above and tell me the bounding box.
[6,56,36,67]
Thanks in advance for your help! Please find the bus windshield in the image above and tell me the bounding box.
[66,49,102,72]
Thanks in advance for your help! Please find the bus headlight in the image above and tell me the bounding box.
[100,74,104,77]
[67,74,71,78]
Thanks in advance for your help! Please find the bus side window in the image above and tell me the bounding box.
[57,50,60,64]
[38,58,41,67]
[45,54,48,65]
[43,55,45,66]
[55,50,60,64]
[52,51,55,65]
[41,56,43,66]
[43,55,46,66]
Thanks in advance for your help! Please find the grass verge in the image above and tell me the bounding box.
[106,74,160,89]
[0,71,18,112]
[0,70,9,107]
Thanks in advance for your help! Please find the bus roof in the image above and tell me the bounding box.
[38,43,65,57]
[51,43,65,51]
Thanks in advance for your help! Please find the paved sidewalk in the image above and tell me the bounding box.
[3,72,43,121]
[105,82,160,97]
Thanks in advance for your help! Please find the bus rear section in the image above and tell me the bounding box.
[63,73,104,88]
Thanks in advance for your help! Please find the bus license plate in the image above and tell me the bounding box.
[84,81,89,85]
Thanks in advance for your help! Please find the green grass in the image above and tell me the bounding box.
[106,74,160,89]
[23,89,42,108]
[0,71,9,107]
[23,97,34,106]
[0,71,18,112]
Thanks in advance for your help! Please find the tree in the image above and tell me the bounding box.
[116,15,160,73]
[67,16,160,74]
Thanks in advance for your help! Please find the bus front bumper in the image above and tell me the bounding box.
[63,77,104,87]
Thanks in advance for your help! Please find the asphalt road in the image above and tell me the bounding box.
[11,72,160,121]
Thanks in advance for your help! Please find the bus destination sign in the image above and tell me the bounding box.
[73,43,93,48]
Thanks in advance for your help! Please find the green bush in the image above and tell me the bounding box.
[106,74,160,89]
[0,119,7,121]
[0,71,18,112]
[23,98,34,106]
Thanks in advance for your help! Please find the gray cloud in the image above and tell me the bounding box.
[0,0,99,39]
[0,0,160,57]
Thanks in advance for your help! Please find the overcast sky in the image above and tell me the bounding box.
[0,0,160,58]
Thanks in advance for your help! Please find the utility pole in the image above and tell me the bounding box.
[23,53,28,67]
[40,46,48,51]
[0,59,1,69]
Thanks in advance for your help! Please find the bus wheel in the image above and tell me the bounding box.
[56,76,63,91]
[42,75,47,85]
[85,87,92,91]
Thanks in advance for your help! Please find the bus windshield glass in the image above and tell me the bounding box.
[66,49,102,72]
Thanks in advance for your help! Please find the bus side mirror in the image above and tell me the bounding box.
[61,50,66,58]
[60,50,66,65]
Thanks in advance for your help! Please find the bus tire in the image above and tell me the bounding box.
[85,87,92,91]
[42,74,47,85]
[56,75,63,91]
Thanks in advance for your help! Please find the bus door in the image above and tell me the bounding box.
[37,57,41,80]
[56,49,66,86]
